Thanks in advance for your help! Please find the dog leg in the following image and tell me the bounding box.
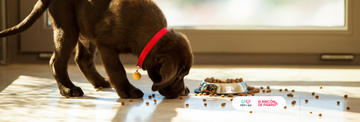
[50,29,84,97]
[97,47,144,98]
[75,41,111,88]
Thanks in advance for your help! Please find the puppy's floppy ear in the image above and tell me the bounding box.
[151,62,178,91]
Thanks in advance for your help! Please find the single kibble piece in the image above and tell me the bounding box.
[310,111,312,114]
[221,95,225,98]
[203,93,207,95]
[347,107,350,110]
[129,99,133,102]
[315,95,319,99]
[344,95,348,98]
[204,103,207,106]
[203,99,206,102]
[186,103,189,107]
[228,94,233,97]
[287,93,294,97]
[154,99,157,103]
[337,101,340,104]
[285,88,288,91]
[244,93,248,96]
[291,100,296,105]
[249,111,252,113]
[146,102,149,105]
[121,102,125,105]
[65,96,70,98]
[267,86,270,89]
[262,90,266,93]
[260,86,264,89]
[209,94,213,97]
[221,103,226,106]
[251,93,255,96]
[199,93,202,96]
[305,99,309,102]
[96,89,99,91]
[312,92,315,95]
[152,94,155,97]
[320,86,322,89]
[292,90,295,92]
[284,106,287,109]
[319,113,322,117]
[230,98,233,101]
[195,93,198,96]
[279,89,283,92]
[237,93,242,96]
[98,86,103,89]
[148,95,152,99]
[214,94,218,97]
[180,97,184,100]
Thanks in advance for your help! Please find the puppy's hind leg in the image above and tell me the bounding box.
[75,39,111,89]
[50,28,84,97]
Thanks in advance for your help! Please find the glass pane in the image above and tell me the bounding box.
[154,0,345,28]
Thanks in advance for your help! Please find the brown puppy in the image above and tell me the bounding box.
[0,0,193,99]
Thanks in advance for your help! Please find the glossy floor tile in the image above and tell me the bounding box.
[0,64,360,122]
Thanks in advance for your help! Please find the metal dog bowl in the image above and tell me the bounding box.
[194,80,249,95]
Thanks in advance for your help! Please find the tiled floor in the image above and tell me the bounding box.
[0,64,360,122]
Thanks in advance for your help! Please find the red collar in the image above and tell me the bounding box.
[137,27,169,70]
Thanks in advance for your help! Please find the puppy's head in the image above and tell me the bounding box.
[145,30,193,99]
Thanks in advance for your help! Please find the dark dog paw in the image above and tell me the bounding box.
[59,86,84,97]
[116,88,144,98]
[93,78,112,88]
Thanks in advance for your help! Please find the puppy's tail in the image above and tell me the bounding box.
[0,0,50,37]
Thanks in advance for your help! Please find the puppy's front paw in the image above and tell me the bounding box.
[116,87,144,98]
[59,86,84,97]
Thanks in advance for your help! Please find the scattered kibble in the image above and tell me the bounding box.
[262,90,266,93]
[249,111,253,113]
[319,113,322,117]
[65,96,70,98]
[287,93,294,97]
[146,102,149,105]
[186,103,189,107]
[251,93,255,96]
[315,95,319,99]
[344,95,348,98]
[199,93,202,96]
[203,99,206,102]
[98,86,103,89]
[347,107,350,110]
[305,99,309,103]
[228,94,233,97]
[180,97,184,100]
[214,94,218,97]
[260,86,264,89]
[121,102,125,105]
[204,103,207,106]
[129,99,133,102]
[195,93,198,96]
[284,106,287,109]
[310,111,312,114]
[291,100,296,105]
[337,101,340,104]
[96,89,99,91]
[154,99,157,103]
[279,89,283,92]
[320,86,322,89]
[221,103,226,106]
[221,95,225,98]
[209,94,213,97]
[267,86,270,89]
[285,88,288,91]
[152,94,155,97]
[292,90,295,92]
[203,93,207,95]
[148,95,152,99]
[230,98,233,101]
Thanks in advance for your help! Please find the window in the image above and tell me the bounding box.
[154,0,345,29]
